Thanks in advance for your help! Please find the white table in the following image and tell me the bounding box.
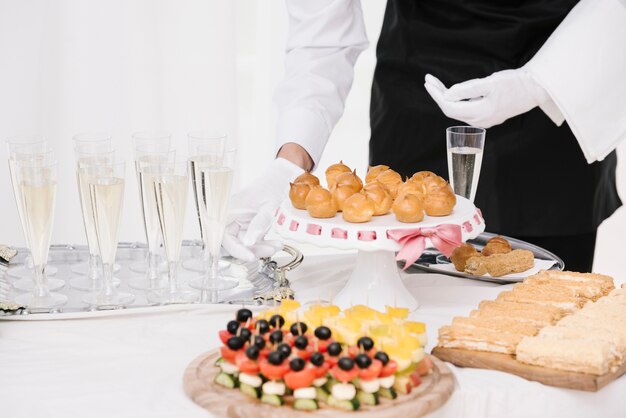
[1,253,625,418]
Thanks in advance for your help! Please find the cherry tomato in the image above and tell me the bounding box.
[415,356,433,376]
[330,366,359,383]
[259,348,271,359]
[310,362,330,379]
[235,352,260,374]
[284,368,316,390]
[295,346,313,360]
[359,359,383,380]
[220,346,239,363]
[347,346,359,358]
[218,330,231,345]
[316,338,332,353]
[259,359,290,381]
[379,359,398,378]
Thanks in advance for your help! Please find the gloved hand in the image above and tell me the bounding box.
[222,157,304,262]
[424,68,564,129]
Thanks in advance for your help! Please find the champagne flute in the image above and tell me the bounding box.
[189,148,238,300]
[82,160,134,308]
[184,131,226,273]
[12,157,67,308]
[128,147,175,290]
[69,149,122,291]
[446,126,486,202]
[5,136,59,281]
[147,160,198,304]
[71,133,121,278]
[128,131,171,277]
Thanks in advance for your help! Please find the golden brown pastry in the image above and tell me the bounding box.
[305,186,338,218]
[423,187,456,216]
[482,236,512,256]
[465,249,534,277]
[450,243,480,272]
[397,180,425,201]
[392,193,424,223]
[289,182,312,210]
[335,169,363,193]
[365,164,390,184]
[331,185,357,212]
[374,169,403,198]
[409,171,437,184]
[293,171,320,187]
[342,193,375,223]
[325,161,351,190]
[361,182,393,216]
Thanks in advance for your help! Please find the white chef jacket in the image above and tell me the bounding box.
[274,0,626,165]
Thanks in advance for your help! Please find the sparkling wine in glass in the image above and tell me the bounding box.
[189,148,238,301]
[83,160,134,308]
[446,126,486,202]
[12,157,67,308]
[147,160,198,304]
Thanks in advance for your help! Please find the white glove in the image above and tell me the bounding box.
[424,68,564,129]
[222,158,304,262]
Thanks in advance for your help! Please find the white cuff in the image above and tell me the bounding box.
[275,107,329,168]
[538,99,565,126]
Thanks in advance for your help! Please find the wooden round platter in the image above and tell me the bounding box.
[183,349,454,418]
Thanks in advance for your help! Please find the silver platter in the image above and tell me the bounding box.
[410,232,565,284]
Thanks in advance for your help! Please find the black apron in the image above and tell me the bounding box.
[370,0,621,237]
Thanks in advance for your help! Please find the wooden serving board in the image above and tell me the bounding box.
[432,347,626,392]
[183,349,454,418]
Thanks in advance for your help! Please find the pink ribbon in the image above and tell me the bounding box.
[387,224,462,270]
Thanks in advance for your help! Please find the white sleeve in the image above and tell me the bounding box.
[525,0,626,163]
[274,0,369,166]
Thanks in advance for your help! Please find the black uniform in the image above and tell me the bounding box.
[369,0,621,272]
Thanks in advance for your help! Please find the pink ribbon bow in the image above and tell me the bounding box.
[387,224,462,270]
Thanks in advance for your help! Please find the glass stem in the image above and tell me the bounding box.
[168,260,179,294]
[88,254,99,282]
[148,251,160,282]
[102,262,115,297]
[33,264,50,299]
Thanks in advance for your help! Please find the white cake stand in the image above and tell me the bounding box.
[273,196,485,311]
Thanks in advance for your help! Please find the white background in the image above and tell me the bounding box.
[0,0,624,277]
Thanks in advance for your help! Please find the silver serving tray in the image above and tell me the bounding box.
[411,232,565,284]
[0,241,302,318]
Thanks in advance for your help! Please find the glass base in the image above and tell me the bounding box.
[8,265,58,279]
[128,276,168,291]
[129,260,168,274]
[69,276,121,292]
[83,291,135,308]
[14,291,68,309]
[146,289,199,305]
[189,276,239,291]
[70,262,121,275]
[13,277,65,292]
[182,258,229,273]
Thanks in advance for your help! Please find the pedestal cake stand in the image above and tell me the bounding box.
[273,196,485,311]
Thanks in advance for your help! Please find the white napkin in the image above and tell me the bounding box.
[428,258,557,280]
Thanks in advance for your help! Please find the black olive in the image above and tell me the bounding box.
[256,319,270,335]
[357,337,374,352]
[268,351,283,365]
[277,343,292,359]
[310,352,325,367]
[355,354,372,369]
[338,357,354,371]
[294,335,308,350]
[374,351,389,366]
[290,322,308,336]
[314,326,331,340]
[269,330,283,344]
[253,335,266,350]
[236,308,253,323]
[238,328,252,342]
[289,357,305,372]
[327,342,342,357]
[245,345,259,360]
[226,320,240,335]
[269,314,285,329]
[227,336,244,350]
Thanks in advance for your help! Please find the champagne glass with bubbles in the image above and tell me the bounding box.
[13,157,67,308]
[446,126,486,202]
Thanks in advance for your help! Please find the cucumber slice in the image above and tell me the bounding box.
[214,372,237,389]
[214,357,224,366]
[378,387,398,400]
[324,378,340,393]
[293,399,319,411]
[327,395,360,411]
[356,390,379,406]
[240,382,261,399]
[315,387,329,403]
[261,394,284,407]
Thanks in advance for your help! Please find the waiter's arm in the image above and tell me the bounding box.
[274,0,369,169]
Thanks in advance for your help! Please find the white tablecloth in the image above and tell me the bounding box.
[1,253,625,418]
